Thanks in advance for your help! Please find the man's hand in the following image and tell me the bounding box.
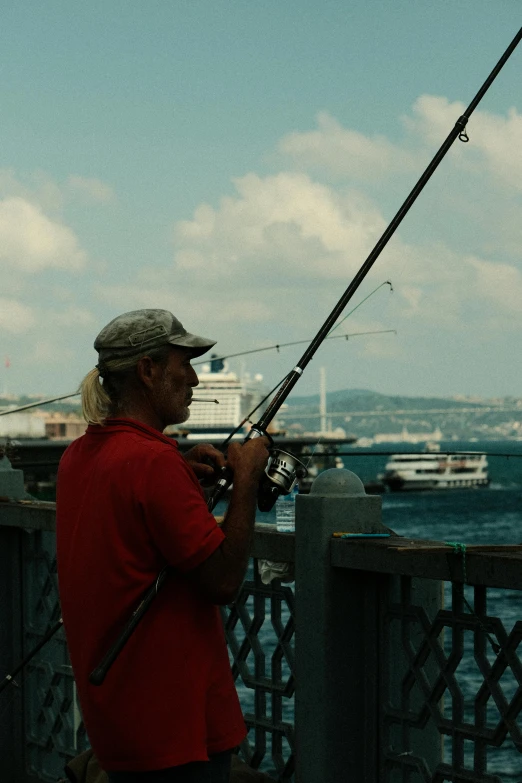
[184,444,226,485]
[188,436,271,605]
[226,437,270,486]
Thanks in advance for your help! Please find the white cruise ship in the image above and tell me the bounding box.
[381,450,489,492]
[174,358,268,440]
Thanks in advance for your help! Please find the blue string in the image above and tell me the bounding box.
[444,541,500,654]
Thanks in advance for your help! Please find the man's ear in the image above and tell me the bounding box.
[135,355,159,389]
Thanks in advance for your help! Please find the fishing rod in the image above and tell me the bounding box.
[86,28,522,687]
[208,26,522,512]
[0,326,395,417]
[0,396,218,416]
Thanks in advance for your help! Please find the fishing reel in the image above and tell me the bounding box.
[257,448,308,512]
[243,426,308,512]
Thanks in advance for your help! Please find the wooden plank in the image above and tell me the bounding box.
[330,536,522,589]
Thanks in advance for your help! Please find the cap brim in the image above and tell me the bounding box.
[168,333,216,358]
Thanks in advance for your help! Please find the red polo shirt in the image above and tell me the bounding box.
[56,418,246,771]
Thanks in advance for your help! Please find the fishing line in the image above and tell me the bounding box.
[326,281,393,337]
[0,327,396,417]
[193,327,396,366]
[220,372,293,449]
[217,287,395,449]
[303,438,323,470]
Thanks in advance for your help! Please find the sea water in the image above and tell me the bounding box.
[216,440,522,779]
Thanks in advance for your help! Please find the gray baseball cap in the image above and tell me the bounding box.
[94,309,216,362]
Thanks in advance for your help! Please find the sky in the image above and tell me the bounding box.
[1,1,521,401]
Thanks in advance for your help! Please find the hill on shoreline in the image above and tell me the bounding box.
[2,389,522,441]
[282,389,522,441]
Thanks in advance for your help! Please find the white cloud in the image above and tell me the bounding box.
[174,171,386,281]
[168,165,522,338]
[276,100,522,197]
[278,111,420,180]
[86,164,516,353]
[82,100,522,392]
[0,197,86,272]
[0,298,35,333]
[0,168,116,211]
[467,256,522,319]
[0,168,64,212]
[403,95,522,190]
[401,95,467,147]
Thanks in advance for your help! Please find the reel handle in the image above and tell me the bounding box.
[207,465,233,511]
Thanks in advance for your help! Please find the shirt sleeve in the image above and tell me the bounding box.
[139,447,225,572]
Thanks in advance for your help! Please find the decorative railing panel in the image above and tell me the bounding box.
[223,562,295,781]
[381,579,522,781]
[0,511,295,782]
[22,529,88,782]
[3,499,522,782]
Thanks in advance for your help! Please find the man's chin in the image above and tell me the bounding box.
[177,408,191,425]
[163,408,190,429]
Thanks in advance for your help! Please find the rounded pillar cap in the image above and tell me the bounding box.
[309,469,366,496]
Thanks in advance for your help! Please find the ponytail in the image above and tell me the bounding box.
[80,368,111,425]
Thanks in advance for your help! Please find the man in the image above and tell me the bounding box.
[56,309,270,783]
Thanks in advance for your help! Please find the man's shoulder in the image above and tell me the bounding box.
[100,428,181,464]
[94,420,178,448]
[61,421,181,469]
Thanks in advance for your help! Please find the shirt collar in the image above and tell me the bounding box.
[87,418,179,448]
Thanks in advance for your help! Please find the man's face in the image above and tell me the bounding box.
[154,346,199,427]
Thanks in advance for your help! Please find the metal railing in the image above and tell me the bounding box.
[331,537,522,781]
[0,503,296,783]
[223,562,295,780]
[2,477,522,781]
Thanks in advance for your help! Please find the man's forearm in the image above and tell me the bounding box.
[219,477,258,591]
[189,438,269,604]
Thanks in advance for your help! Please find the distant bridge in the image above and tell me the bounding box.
[285,405,522,419]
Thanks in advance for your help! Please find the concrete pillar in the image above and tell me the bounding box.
[0,453,31,501]
[294,468,442,781]
[294,469,386,782]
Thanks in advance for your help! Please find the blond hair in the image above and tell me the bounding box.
[80,347,170,425]
[80,368,111,426]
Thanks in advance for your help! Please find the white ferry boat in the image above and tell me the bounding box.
[381,451,489,491]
